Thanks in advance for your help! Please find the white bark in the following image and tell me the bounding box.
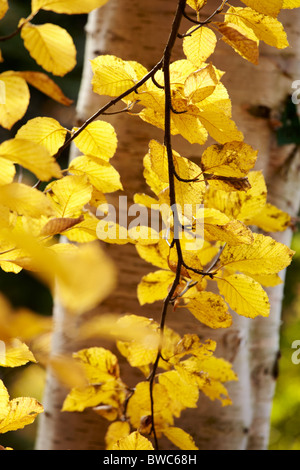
[36,1,300,450]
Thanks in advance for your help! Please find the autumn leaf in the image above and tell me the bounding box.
[46,175,93,218]
[0,72,30,129]
[187,0,207,11]
[0,183,55,218]
[111,431,154,450]
[16,117,68,155]
[137,270,175,305]
[0,380,43,433]
[217,22,259,65]
[186,291,232,329]
[217,273,270,318]
[13,71,73,106]
[0,0,8,20]
[183,26,217,66]
[225,6,289,49]
[0,138,62,181]
[21,21,77,76]
[73,120,117,161]
[0,339,36,367]
[91,55,138,98]
[162,427,198,450]
[31,0,109,14]
[69,156,123,193]
[219,233,295,274]
[105,421,131,450]
[240,0,283,17]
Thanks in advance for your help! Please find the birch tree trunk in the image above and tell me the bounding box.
[36,0,300,450]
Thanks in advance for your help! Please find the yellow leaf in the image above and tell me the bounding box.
[69,156,122,193]
[91,55,137,98]
[0,157,15,186]
[242,272,283,287]
[111,431,154,450]
[184,64,219,104]
[0,138,61,181]
[0,380,43,433]
[62,381,124,413]
[187,0,207,11]
[171,110,208,145]
[60,213,98,242]
[0,73,30,129]
[0,339,36,367]
[73,347,120,384]
[159,370,199,410]
[162,427,198,450]
[16,117,67,156]
[105,421,131,450]
[32,0,109,14]
[54,242,117,313]
[21,22,76,76]
[14,71,73,106]
[203,220,254,245]
[47,175,92,217]
[204,171,267,221]
[183,26,217,66]
[73,121,117,161]
[40,215,84,237]
[282,0,300,7]
[225,6,289,49]
[240,0,283,17]
[218,22,259,65]
[245,202,291,232]
[219,233,295,274]
[0,183,54,218]
[137,270,175,305]
[127,382,174,430]
[186,291,232,329]
[197,106,244,144]
[217,273,270,318]
[0,0,8,19]
[201,141,257,177]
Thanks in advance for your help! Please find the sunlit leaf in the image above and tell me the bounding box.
[21,21,76,76]
[0,72,30,129]
[111,431,154,450]
[32,0,109,14]
[16,117,68,155]
[73,120,117,161]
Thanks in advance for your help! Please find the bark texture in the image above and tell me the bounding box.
[36,0,300,450]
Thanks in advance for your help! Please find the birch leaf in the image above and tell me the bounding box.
[0,383,43,433]
[91,55,137,98]
[201,141,258,177]
[0,138,61,181]
[105,421,131,450]
[162,427,198,451]
[217,273,270,318]
[0,158,15,186]
[73,121,117,161]
[0,0,8,19]
[282,0,300,7]
[46,175,92,217]
[240,0,283,17]
[40,215,84,237]
[0,339,36,367]
[183,26,217,66]
[21,22,76,76]
[225,6,289,49]
[0,73,30,129]
[217,22,259,64]
[219,233,295,274]
[14,71,73,105]
[0,183,54,218]
[187,0,207,11]
[186,291,232,329]
[184,64,219,104]
[137,270,175,305]
[111,431,154,450]
[245,202,291,232]
[16,117,67,155]
[31,0,109,14]
[69,156,122,193]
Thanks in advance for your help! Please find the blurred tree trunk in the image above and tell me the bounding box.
[36,0,300,450]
